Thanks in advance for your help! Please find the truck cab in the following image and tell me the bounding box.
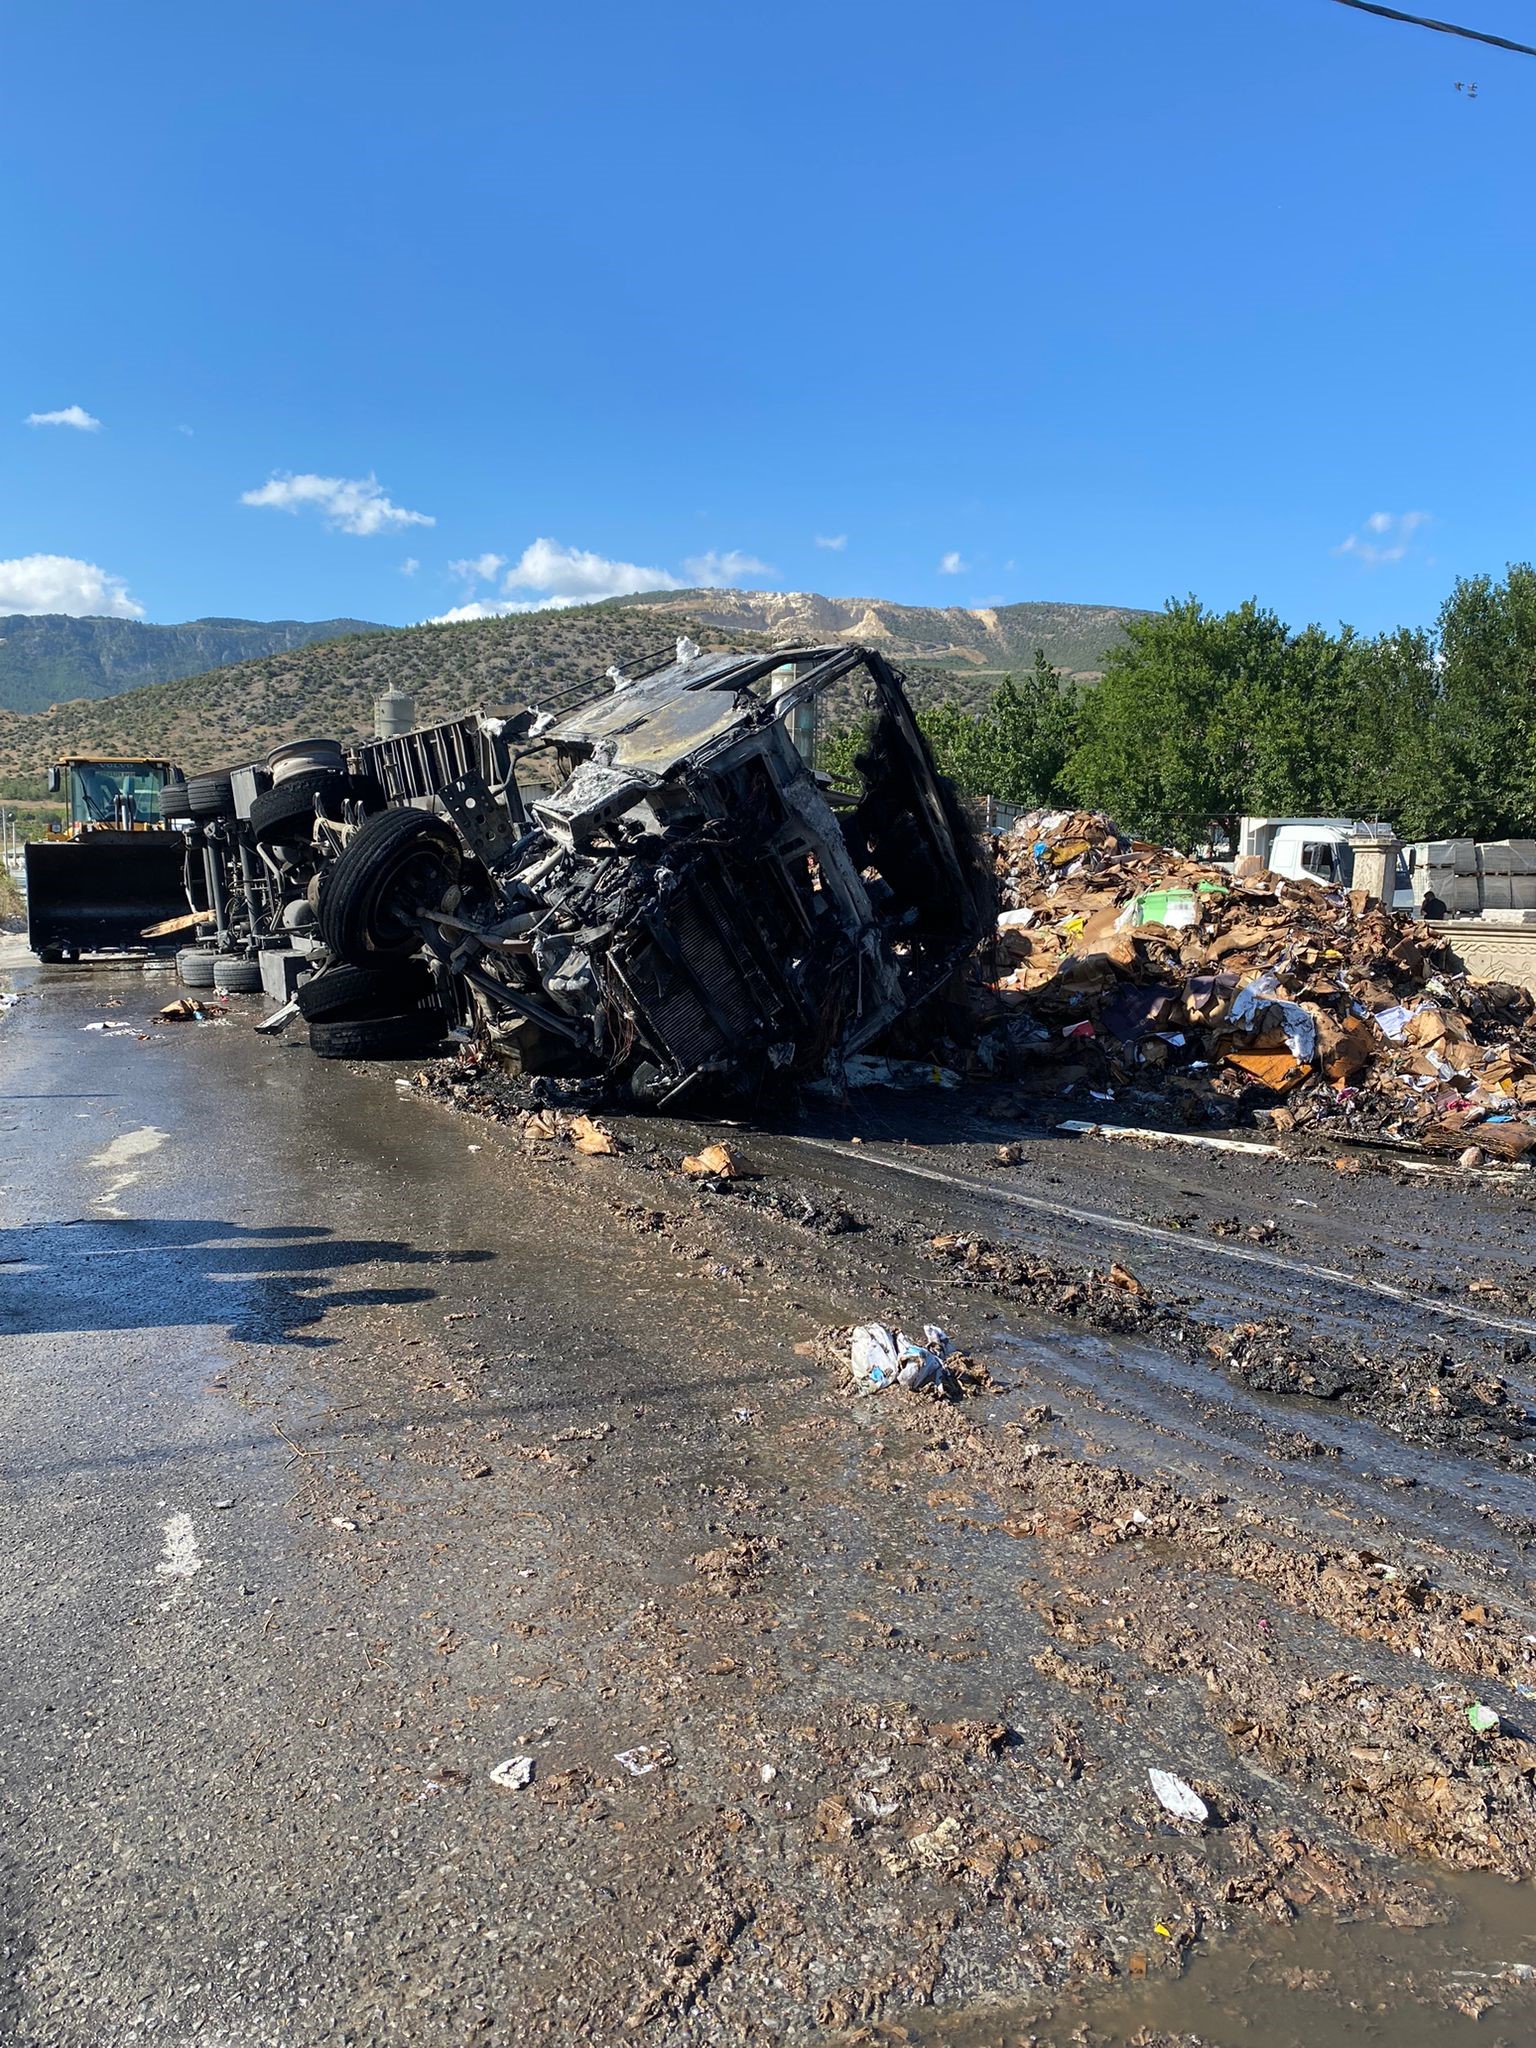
[1238,817,1414,908]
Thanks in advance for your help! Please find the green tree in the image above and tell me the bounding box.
[1412,565,1536,838]
[918,652,1080,805]
[1315,626,1437,834]
[1064,597,1370,846]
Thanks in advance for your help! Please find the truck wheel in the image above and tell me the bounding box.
[249,770,348,842]
[319,808,463,964]
[177,948,217,987]
[295,959,430,1022]
[307,1011,445,1060]
[158,781,194,822]
[186,770,237,820]
[212,956,263,994]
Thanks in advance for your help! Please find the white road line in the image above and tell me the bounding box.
[793,1138,1536,1341]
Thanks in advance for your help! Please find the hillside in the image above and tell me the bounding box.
[0,613,385,714]
[0,587,1138,786]
[0,607,762,781]
[615,588,1145,680]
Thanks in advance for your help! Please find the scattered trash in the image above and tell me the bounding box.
[158,997,208,1021]
[987,808,1536,1155]
[1147,1767,1209,1825]
[1467,1702,1501,1735]
[850,1321,956,1395]
[614,1744,671,1777]
[81,1020,135,1033]
[851,1323,902,1390]
[489,1755,536,1790]
[330,1516,358,1531]
[682,1141,746,1179]
[570,1114,624,1156]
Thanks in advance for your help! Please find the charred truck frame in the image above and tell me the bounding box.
[318,643,990,1103]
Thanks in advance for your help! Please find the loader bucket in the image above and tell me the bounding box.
[25,832,190,959]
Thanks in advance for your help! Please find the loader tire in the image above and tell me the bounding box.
[319,807,462,965]
[307,1010,445,1060]
[213,955,263,994]
[186,770,237,820]
[248,770,348,843]
[295,959,430,1022]
[177,947,217,987]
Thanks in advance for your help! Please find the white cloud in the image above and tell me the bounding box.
[429,535,779,618]
[426,596,586,624]
[1333,510,1430,566]
[449,552,507,584]
[503,537,682,602]
[177,423,194,438]
[937,551,967,575]
[398,556,420,577]
[814,533,847,552]
[681,548,774,586]
[26,404,101,432]
[0,553,144,618]
[239,471,434,536]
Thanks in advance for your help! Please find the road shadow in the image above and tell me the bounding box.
[0,1215,493,1347]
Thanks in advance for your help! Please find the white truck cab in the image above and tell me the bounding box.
[1236,818,1413,906]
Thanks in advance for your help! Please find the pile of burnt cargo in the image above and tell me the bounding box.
[166,642,992,1098]
[982,809,1536,1157]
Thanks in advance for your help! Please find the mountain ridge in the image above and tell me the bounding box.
[0,588,1143,788]
[0,613,386,715]
[614,588,1146,675]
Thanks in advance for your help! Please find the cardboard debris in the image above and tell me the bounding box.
[682,1142,746,1179]
[977,807,1536,1151]
[570,1113,624,1156]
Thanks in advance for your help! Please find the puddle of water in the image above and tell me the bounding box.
[905,1868,1536,2046]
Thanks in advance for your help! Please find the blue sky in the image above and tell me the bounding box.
[3,0,1532,635]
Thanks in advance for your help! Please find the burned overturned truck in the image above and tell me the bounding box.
[318,643,990,1102]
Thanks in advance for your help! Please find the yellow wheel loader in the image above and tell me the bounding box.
[25,755,190,961]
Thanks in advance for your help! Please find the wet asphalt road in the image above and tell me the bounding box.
[3,956,1536,2047]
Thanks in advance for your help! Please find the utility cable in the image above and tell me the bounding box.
[1330,0,1536,58]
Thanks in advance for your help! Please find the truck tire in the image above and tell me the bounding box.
[307,1010,444,1060]
[213,955,263,994]
[295,959,430,1022]
[177,947,216,987]
[248,769,348,843]
[319,807,463,964]
[267,737,346,783]
[158,781,193,822]
[186,770,237,820]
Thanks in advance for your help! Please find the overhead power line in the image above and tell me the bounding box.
[1330,0,1536,57]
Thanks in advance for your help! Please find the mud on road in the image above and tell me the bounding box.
[2,961,1535,2047]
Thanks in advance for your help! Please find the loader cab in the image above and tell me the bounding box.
[48,757,173,834]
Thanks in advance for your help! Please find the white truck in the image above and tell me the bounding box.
[1236,818,1414,906]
